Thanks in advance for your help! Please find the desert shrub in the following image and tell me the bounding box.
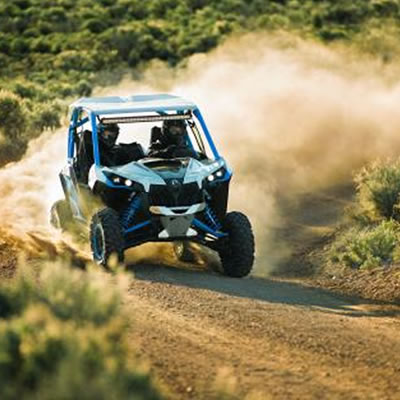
[0,91,28,164]
[37,21,52,35]
[0,53,9,68]
[351,20,400,62]
[328,220,400,270]
[372,0,399,17]
[128,48,141,67]
[28,101,62,132]
[30,37,51,53]
[12,81,39,99]
[318,26,349,41]
[105,24,143,61]
[0,35,11,54]
[53,50,97,72]
[83,18,108,34]
[319,3,369,25]
[10,37,30,55]
[76,79,93,96]
[0,263,162,400]
[0,90,27,140]
[354,158,400,223]
[41,7,68,24]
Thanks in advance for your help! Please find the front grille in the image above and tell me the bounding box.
[149,182,203,207]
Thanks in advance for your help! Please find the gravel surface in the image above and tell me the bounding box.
[124,263,400,400]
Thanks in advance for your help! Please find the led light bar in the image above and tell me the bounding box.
[101,113,192,124]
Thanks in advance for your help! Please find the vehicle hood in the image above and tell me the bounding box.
[104,157,226,191]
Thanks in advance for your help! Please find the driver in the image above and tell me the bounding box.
[148,119,197,158]
[97,122,144,166]
[97,122,120,166]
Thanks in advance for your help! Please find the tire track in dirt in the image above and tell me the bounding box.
[124,264,400,400]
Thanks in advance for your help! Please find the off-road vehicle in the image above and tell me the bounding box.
[51,94,255,277]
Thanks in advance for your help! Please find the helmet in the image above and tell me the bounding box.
[97,122,120,148]
[162,119,186,145]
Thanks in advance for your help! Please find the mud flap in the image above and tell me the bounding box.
[60,164,86,221]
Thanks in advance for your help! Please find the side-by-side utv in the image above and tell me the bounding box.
[51,94,255,277]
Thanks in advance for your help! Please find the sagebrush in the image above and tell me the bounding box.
[0,263,162,400]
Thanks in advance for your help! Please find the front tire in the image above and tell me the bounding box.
[90,208,125,267]
[218,212,255,278]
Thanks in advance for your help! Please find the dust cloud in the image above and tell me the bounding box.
[0,129,88,260]
[3,33,400,272]
[118,34,400,274]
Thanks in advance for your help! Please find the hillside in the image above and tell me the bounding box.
[2,0,400,165]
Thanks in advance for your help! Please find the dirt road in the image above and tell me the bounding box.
[124,263,400,400]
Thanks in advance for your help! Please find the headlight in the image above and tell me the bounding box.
[207,167,226,183]
[105,172,135,188]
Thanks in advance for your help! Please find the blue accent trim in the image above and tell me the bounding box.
[193,108,220,160]
[193,219,227,238]
[68,109,78,159]
[121,197,142,229]
[125,220,151,234]
[90,112,101,165]
[205,206,222,230]
[73,116,89,129]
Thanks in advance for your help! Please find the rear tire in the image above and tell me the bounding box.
[218,212,255,278]
[173,241,195,262]
[50,199,72,231]
[90,208,125,267]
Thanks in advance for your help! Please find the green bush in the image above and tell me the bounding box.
[0,263,162,400]
[29,102,62,132]
[328,220,400,270]
[12,81,39,99]
[372,0,399,17]
[354,159,400,223]
[83,18,108,34]
[10,37,30,55]
[0,90,27,140]
[76,80,93,96]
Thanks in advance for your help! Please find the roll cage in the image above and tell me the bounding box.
[67,94,221,166]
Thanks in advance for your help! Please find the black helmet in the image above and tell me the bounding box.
[162,119,186,144]
[97,122,120,147]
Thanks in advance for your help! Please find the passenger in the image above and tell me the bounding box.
[148,119,198,159]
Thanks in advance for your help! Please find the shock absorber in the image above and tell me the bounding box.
[205,205,222,231]
[121,196,141,229]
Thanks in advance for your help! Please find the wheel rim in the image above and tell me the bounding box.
[93,224,105,263]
